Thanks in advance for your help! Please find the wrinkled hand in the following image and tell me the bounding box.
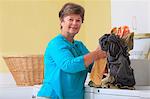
[93,46,107,60]
[84,46,107,67]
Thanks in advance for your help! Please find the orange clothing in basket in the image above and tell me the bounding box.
[111,26,134,51]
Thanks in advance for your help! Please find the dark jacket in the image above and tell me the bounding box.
[99,34,136,87]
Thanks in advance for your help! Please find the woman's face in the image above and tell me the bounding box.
[61,14,82,36]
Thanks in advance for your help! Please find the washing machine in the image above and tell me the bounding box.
[84,85,150,99]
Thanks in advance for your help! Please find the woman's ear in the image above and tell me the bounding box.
[60,22,63,29]
[60,18,63,29]
[60,20,64,29]
[60,17,65,29]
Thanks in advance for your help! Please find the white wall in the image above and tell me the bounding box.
[111,0,150,33]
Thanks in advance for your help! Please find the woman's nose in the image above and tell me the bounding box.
[72,20,77,24]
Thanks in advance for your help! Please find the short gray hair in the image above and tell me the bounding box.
[59,2,85,23]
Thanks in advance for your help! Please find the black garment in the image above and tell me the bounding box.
[99,34,136,87]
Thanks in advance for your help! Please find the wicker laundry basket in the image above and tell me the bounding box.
[3,55,44,86]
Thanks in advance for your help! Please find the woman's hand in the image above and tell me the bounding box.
[92,46,107,61]
[84,46,107,68]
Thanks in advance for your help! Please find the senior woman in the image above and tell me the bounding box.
[37,2,106,99]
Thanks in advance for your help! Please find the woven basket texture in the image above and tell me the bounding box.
[3,55,44,86]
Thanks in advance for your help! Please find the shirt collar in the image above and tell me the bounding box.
[59,34,78,46]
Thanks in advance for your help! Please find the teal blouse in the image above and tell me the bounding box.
[37,34,93,99]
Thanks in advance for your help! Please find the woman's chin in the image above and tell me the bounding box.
[69,31,78,35]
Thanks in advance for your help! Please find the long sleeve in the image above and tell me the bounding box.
[47,41,86,73]
[75,41,94,73]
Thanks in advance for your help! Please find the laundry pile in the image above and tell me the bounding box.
[89,26,136,89]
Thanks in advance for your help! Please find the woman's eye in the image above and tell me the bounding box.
[76,20,81,22]
[69,19,73,21]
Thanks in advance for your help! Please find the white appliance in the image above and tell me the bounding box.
[84,85,150,99]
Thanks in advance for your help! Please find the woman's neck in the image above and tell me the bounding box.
[61,32,74,43]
